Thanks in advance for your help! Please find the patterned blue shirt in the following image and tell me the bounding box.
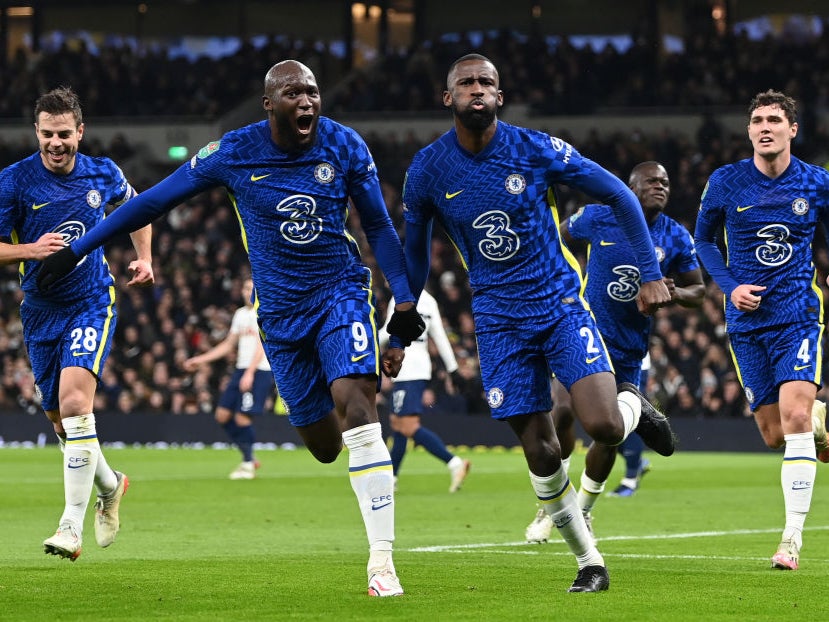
[0,152,133,305]
[568,205,699,360]
[402,121,661,331]
[72,117,413,312]
[695,156,829,334]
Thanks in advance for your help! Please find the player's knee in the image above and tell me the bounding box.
[583,417,625,447]
[522,438,560,473]
[307,441,343,464]
[58,393,91,417]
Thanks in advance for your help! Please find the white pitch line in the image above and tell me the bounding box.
[407,525,829,553]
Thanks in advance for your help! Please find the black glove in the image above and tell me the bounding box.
[450,370,464,390]
[386,305,426,347]
[37,246,80,292]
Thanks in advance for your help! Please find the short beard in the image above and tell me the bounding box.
[274,114,316,152]
[452,103,496,132]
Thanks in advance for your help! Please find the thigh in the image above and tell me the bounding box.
[729,332,775,409]
[260,313,332,427]
[544,307,614,389]
[234,369,275,416]
[22,297,115,411]
[217,369,244,411]
[476,327,552,420]
[568,371,622,431]
[391,380,427,416]
[316,282,379,383]
[767,322,823,390]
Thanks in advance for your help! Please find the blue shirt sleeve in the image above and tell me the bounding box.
[70,164,209,257]
[351,182,415,306]
[694,179,739,297]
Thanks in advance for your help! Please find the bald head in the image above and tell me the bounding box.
[264,60,315,99]
[262,59,321,151]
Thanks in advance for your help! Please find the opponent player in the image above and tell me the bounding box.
[379,289,470,492]
[525,161,704,543]
[390,53,675,593]
[37,61,424,596]
[183,278,274,480]
[0,87,153,560]
[694,89,829,571]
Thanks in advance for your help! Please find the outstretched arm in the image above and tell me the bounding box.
[37,165,209,291]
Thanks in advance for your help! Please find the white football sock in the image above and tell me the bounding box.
[95,448,118,495]
[342,422,395,562]
[529,468,604,568]
[59,414,100,531]
[616,390,642,440]
[447,455,464,471]
[577,471,605,514]
[781,432,816,548]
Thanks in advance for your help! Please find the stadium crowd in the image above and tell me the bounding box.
[2,24,829,421]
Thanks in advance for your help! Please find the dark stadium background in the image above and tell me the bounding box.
[0,0,827,452]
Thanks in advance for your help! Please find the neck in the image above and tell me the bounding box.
[454,120,497,154]
[753,151,791,179]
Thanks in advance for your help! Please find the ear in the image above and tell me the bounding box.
[77,123,85,141]
[496,90,504,108]
[442,90,452,108]
[262,95,273,112]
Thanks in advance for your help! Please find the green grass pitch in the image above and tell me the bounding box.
[0,444,827,621]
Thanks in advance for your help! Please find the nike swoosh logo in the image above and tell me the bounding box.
[794,364,810,371]
[67,463,87,469]
[72,352,90,357]
[736,205,754,212]
[351,353,370,362]
[371,502,392,511]
[586,355,602,364]
[599,240,616,246]
[32,202,50,210]
[445,190,464,199]
[250,173,271,182]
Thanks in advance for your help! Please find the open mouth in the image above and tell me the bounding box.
[297,114,314,134]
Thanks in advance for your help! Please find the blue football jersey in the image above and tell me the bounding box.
[179,118,380,311]
[402,121,659,332]
[0,152,132,305]
[696,156,829,334]
[568,205,699,360]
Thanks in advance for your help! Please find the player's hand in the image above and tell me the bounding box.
[731,283,766,313]
[126,258,154,287]
[662,276,676,300]
[37,245,80,292]
[636,279,671,315]
[386,302,425,347]
[182,358,200,373]
[450,370,464,390]
[28,233,66,260]
[239,370,254,392]
[382,347,405,378]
